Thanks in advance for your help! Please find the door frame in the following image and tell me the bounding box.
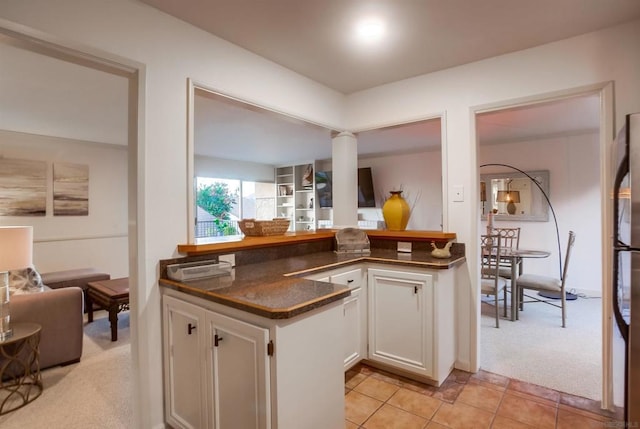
[0,18,147,424]
[470,81,615,409]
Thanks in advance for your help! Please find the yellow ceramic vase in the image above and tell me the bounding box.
[382,191,410,231]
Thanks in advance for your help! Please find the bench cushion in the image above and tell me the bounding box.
[40,268,110,291]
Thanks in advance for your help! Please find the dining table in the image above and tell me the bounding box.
[500,248,551,321]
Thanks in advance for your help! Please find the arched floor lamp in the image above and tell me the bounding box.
[480,163,575,300]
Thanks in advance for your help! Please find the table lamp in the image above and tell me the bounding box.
[0,225,33,340]
[496,190,521,215]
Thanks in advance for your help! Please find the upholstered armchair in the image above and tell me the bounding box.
[7,268,110,370]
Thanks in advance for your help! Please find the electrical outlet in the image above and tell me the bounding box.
[218,253,236,267]
[397,242,412,253]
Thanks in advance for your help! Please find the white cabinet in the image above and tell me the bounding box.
[163,290,345,429]
[163,295,207,429]
[163,295,270,429]
[368,268,434,378]
[303,263,456,385]
[304,266,366,370]
[367,266,455,385]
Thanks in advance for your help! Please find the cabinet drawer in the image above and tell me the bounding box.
[330,268,363,290]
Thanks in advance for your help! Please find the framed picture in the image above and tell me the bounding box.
[0,158,46,216]
[53,163,89,216]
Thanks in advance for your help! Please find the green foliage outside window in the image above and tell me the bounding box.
[197,182,237,219]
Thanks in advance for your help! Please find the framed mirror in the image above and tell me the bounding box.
[480,170,550,222]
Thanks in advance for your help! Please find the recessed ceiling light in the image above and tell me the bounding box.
[355,17,386,43]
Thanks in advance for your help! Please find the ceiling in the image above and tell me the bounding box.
[1,1,622,164]
[150,0,627,163]
[140,0,640,94]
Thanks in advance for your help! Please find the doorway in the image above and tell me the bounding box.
[474,87,614,406]
[0,23,142,425]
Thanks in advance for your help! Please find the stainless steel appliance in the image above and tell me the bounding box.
[613,112,640,424]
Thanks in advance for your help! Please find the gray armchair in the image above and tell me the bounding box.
[7,268,110,370]
[10,287,84,369]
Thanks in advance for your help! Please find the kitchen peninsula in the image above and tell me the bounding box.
[159,229,465,429]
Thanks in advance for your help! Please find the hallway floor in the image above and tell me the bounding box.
[345,363,623,428]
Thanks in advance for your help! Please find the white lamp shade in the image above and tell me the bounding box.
[0,226,33,271]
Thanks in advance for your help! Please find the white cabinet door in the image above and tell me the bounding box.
[329,268,366,370]
[368,268,433,377]
[163,295,207,429]
[206,312,271,429]
[342,287,362,369]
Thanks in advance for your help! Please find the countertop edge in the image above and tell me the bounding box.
[160,277,351,320]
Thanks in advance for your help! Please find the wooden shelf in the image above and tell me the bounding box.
[179,230,457,255]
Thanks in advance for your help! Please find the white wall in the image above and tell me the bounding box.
[317,149,443,231]
[358,150,443,231]
[480,132,601,295]
[0,130,128,278]
[195,155,275,183]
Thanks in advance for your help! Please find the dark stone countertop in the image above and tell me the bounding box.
[159,249,466,320]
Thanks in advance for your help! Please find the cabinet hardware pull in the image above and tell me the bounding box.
[414,286,419,294]
[188,323,196,335]
[347,279,354,283]
[214,334,223,347]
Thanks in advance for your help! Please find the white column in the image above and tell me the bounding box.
[332,132,358,228]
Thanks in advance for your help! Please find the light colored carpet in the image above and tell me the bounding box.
[481,292,602,400]
[0,310,132,428]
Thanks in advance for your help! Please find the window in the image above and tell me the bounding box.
[195,177,275,238]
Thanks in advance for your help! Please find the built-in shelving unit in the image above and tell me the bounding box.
[275,162,316,232]
[275,165,295,232]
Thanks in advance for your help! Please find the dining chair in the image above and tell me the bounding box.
[481,234,508,328]
[515,231,576,327]
[491,227,521,279]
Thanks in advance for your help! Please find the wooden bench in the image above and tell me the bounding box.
[40,268,110,313]
[86,278,129,341]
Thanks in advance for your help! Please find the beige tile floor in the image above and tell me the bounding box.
[345,364,623,429]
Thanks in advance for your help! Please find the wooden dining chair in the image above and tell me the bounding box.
[481,234,508,328]
[515,231,576,327]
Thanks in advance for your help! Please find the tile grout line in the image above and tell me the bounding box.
[347,364,617,429]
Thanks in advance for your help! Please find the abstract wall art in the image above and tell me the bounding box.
[53,162,89,216]
[0,158,47,216]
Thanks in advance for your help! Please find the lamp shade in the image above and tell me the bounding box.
[496,190,521,203]
[0,226,33,271]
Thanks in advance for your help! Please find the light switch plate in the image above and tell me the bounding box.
[397,241,412,253]
[453,185,464,202]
